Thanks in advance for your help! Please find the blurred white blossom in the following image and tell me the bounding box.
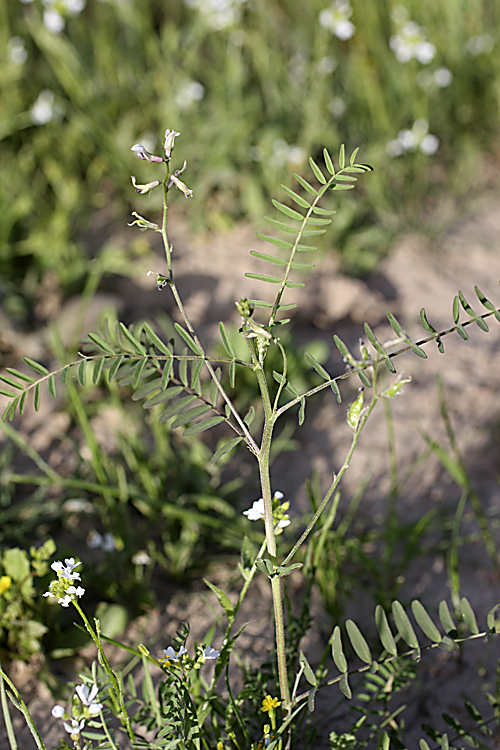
[31,90,63,125]
[319,1,355,40]
[386,119,439,157]
[390,20,435,64]
[316,56,337,74]
[185,0,248,31]
[7,36,27,65]
[270,139,305,168]
[41,0,86,33]
[466,34,494,56]
[329,96,346,118]
[417,66,453,89]
[175,80,205,110]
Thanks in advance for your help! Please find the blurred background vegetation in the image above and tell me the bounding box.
[2,0,500,319]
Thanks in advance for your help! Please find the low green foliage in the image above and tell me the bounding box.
[2,131,500,750]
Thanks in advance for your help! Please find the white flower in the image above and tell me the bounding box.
[7,36,27,65]
[319,1,355,40]
[63,718,85,736]
[132,550,151,565]
[31,90,57,125]
[76,684,103,715]
[203,645,220,659]
[386,119,439,157]
[175,80,205,110]
[162,646,188,661]
[43,8,65,33]
[466,34,494,56]
[434,67,453,87]
[51,705,65,718]
[52,559,81,581]
[58,585,85,606]
[243,497,265,521]
[185,0,247,31]
[390,20,435,64]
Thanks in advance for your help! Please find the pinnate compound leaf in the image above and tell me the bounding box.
[308,157,327,184]
[460,597,479,634]
[271,199,304,221]
[392,600,419,650]
[375,605,398,656]
[411,600,442,643]
[294,173,318,196]
[332,626,347,673]
[280,185,311,208]
[183,416,226,436]
[210,436,243,464]
[174,323,203,356]
[346,619,372,664]
[24,357,49,376]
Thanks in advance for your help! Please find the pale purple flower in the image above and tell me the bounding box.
[203,645,220,659]
[163,646,188,661]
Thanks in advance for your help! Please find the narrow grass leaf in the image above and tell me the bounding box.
[460,597,479,634]
[174,323,202,356]
[256,233,293,250]
[210,436,243,464]
[245,273,282,284]
[346,620,372,664]
[250,250,289,265]
[271,199,305,221]
[294,173,318,195]
[184,416,226,436]
[87,332,115,354]
[411,601,442,643]
[308,157,327,184]
[332,626,348,673]
[280,184,310,208]
[143,322,172,355]
[392,600,419,649]
[323,148,335,175]
[5,368,35,384]
[172,404,212,429]
[24,357,48,376]
[34,382,41,411]
[375,605,398,655]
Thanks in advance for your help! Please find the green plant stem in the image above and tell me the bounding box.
[73,602,135,744]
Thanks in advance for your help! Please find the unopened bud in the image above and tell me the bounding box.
[164,129,180,159]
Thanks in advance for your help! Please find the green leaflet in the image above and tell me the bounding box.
[219,322,235,357]
[144,385,184,409]
[392,600,419,650]
[346,619,372,664]
[308,157,327,184]
[171,404,212,429]
[293,172,317,195]
[263,217,298,234]
[250,250,288,266]
[159,394,198,422]
[87,332,115,354]
[174,323,203,356]
[210,436,243,464]
[23,357,49,376]
[183,416,226,436]
[245,273,282,284]
[279,184,311,208]
[411,601,442,643]
[271,199,305,221]
[256,233,293,250]
[375,605,397,656]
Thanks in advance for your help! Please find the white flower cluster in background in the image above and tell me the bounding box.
[7,36,28,65]
[389,6,435,64]
[319,0,355,41]
[19,0,86,33]
[31,90,64,125]
[416,67,453,90]
[386,118,439,157]
[465,34,494,56]
[185,0,248,31]
[175,80,205,110]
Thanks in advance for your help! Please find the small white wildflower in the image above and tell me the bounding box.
[64,0,86,14]
[75,684,103,715]
[202,645,220,659]
[51,705,65,718]
[63,717,85,736]
[386,118,439,157]
[7,36,27,65]
[31,90,57,125]
[390,20,435,64]
[52,558,81,581]
[243,497,265,521]
[434,67,453,87]
[132,550,151,565]
[390,5,409,25]
[162,646,188,662]
[319,0,355,40]
[185,0,247,31]
[175,80,205,110]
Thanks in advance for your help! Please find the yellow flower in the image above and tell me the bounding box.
[261,695,281,713]
[0,576,12,595]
